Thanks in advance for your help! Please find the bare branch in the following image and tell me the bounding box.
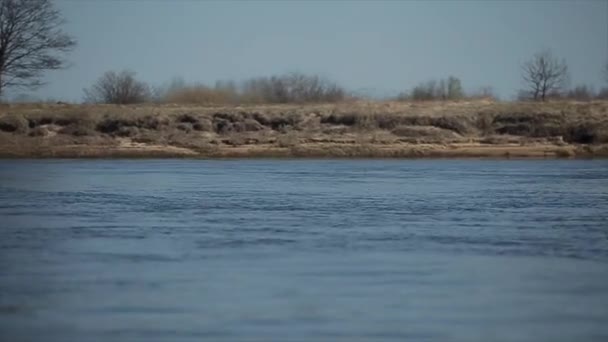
[0,0,76,96]
[520,49,568,101]
[83,70,150,104]
[240,73,345,103]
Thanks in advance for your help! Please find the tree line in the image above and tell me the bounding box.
[1,0,607,104]
[82,71,347,105]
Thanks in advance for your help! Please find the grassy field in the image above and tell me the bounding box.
[1,99,607,158]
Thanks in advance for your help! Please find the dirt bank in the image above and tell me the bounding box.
[1,100,607,158]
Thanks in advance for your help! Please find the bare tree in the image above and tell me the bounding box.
[446,76,463,99]
[521,49,569,101]
[84,70,150,104]
[0,0,76,96]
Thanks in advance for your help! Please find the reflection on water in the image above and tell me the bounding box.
[1,159,607,341]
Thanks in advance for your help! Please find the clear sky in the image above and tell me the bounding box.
[10,0,608,101]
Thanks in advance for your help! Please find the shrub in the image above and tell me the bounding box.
[241,73,345,103]
[0,114,29,133]
[410,81,438,101]
[84,70,150,104]
[406,76,465,101]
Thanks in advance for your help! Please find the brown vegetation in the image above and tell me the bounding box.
[1,99,608,158]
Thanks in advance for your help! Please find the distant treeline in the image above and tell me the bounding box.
[78,49,607,105]
[77,69,608,106]
[81,71,496,105]
[7,50,608,105]
[81,71,349,105]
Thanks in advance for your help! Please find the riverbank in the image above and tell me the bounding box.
[1,100,607,158]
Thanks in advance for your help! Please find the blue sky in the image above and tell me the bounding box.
[10,0,608,101]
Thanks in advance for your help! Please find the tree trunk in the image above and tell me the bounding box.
[541,80,547,101]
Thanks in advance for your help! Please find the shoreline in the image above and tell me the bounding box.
[2,100,607,159]
[0,141,605,159]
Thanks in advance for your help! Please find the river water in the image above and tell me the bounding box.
[1,159,607,341]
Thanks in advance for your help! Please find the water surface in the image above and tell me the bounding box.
[1,159,607,341]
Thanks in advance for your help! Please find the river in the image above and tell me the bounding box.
[1,159,607,341]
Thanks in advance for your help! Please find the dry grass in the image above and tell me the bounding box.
[1,99,608,158]
[163,86,238,105]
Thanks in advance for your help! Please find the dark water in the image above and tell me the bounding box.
[1,159,607,342]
